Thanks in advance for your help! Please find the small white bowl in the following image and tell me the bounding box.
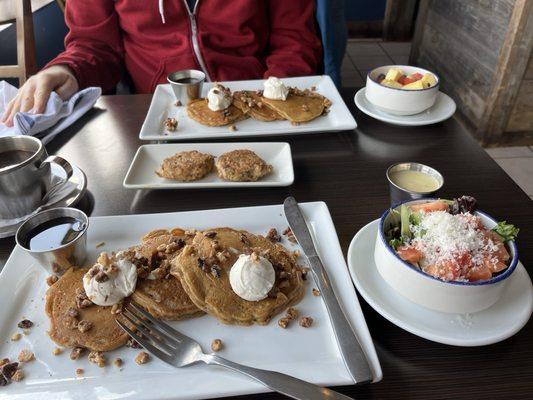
[374,199,519,314]
[365,65,439,116]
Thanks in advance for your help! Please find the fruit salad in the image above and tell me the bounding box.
[376,67,437,90]
[385,196,519,282]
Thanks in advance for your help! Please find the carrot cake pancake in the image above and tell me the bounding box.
[171,228,305,325]
[187,84,247,127]
[232,90,283,122]
[215,149,272,182]
[156,150,214,181]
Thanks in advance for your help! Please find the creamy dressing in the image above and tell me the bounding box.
[389,170,440,192]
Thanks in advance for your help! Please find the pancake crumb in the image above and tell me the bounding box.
[299,316,313,328]
[135,351,150,365]
[52,348,62,356]
[18,349,34,363]
[75,368,84,376]
[211,339,223,352]
[10,333,21,341]
[278,317,290,329]
[126,338,142,349]
[70,347,85,360]
[113,358,123,368]
[88,351,106,367]
[46,275,59,286]
[11,369,24,382]
[228,124,237,132]
[312,288,321,296]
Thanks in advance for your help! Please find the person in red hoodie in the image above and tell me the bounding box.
[2,0,321,126]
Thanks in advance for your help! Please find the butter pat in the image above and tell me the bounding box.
[207,85,232,111]
[229,253,275,301]
[263,77,289,101]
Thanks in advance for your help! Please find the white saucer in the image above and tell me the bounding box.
[347,219,533,346]
[354,87,457,126]
[0,163,87,238]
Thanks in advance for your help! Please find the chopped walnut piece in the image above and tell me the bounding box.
[135,351,150,365]
[46,275,59,286]
[75,368,84,376]
[211,265,221,278]
[10,333,21,342]
[95,241,105,248]
[18,350,34,363]
[67,307,79,318]
[211,339,223,352]
[0,358,9,367]
[174,100,182,106]
[312,288,321,296]
[52,348,62,356]
[164,117,178,132]
[126,338,143,349]
[70,347,85,360]
[1,362,18,379]
[75,288,93,309]
[204,231,217,238]
[293,250,301,258]
[282,227,297,244]
[94,271,109,283]
[77,320,93,333]
[11,369,24,382]
[111,302,123,315]
[299,316,313,328]
[278,317,290,329]
[239,233,249,245]
[113,358,123,368]
[228,124,237,132]
[266,228,281,242]
[301,267,309,281]
[0,374,7,386]
[88,351,106,368]
[250,252,259,262]
[286,307,299,320]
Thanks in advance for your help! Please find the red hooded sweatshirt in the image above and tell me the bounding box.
[45,0,322,94]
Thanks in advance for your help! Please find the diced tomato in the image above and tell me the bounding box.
[409,200,449,213]
[467,265,493,281]
[397,246,422,263]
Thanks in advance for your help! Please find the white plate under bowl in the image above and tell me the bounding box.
[139,75,356,141]
[347,219,533,346]
[0,202,381,400]
[123,142,294,189]
[354,87,456,126]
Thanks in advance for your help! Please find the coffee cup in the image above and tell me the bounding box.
[0,135,73,219]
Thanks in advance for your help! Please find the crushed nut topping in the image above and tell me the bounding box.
[77,320,93,333]
[67,307,79,318]
[126,338,143,349]
[278,317,290,329]
[70,347,85,360]
[228,124,237,132]
[174,100,182,106]
[210,265,221,278]
[312,288,321,296]
[211,339,223,352]
[75,288,93,309]
[0,358,9,368]
[204,231,217,238]
[299,316,313,328]
[53,348,62,356]
[135,351,150,365]
[111,302,124,315]
[293,250,301,258]
[266,228,281,242]
[10,333,21,342]
[301,267,309,281]
[18,350,34,363]
[164,117,178,132]
[239,233,249,245]
[250,252,259,262]
[94,271,109,283]
[113,358,123,368]
[282,227,297,244]
[1,362,18,379]
[286,307,299,320]
[88,351,106,368]
[11,369,24,382]
[46,275,59,286]
[75,368,84,376]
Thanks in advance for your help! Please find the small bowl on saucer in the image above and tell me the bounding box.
[365,65,439,115]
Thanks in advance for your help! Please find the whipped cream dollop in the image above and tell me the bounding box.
[263,77,289,101]
[229,253,275,301]
[207,85,232,111]
[83,251,138,306]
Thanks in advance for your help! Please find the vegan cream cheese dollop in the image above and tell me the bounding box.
[83,251,137,306]
[229,253,275,301]
[207,84,232,111]
[263,77,289,101]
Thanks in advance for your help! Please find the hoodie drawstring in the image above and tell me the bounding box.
[159,0,166,24]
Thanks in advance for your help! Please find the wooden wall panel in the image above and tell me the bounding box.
[506,80,533,132]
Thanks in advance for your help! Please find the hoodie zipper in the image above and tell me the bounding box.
[182,0,211,81]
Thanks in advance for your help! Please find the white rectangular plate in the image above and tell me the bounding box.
[123,142,294,189]
[0,202,381,400]
[139,75,357,141]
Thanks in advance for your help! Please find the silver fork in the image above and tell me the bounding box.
[117,303,355,400]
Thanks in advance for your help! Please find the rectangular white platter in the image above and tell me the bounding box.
[139,75,357,141]
[123,142,294,189]
[0,202,381,400]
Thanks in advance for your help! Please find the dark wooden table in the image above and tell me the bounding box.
[1,89,532,399]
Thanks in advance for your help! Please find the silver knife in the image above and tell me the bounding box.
[283,197,373,385]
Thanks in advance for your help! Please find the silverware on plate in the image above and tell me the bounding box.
[117,303,354,400]
[283,196,373,385]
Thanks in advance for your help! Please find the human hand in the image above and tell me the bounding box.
[1,65,79,127]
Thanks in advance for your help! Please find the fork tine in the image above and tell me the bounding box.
[124,306,182,347]
[130,302,195,343]
[121,310,178,354]
[115,319,175,365]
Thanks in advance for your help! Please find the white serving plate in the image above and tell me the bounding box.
[0,202,381,400]
[354,87,456,126]
[123,142,294,189]
[347,220,533,346]
[139,75,356,141]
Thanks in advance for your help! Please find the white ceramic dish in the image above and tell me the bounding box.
[375,200,519,314]
[348,219,533,346]
[139,75,356,141]
[354,88,456,126]
[364,65,439,115]
[0,202,381,400]
[123,142,294,189]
